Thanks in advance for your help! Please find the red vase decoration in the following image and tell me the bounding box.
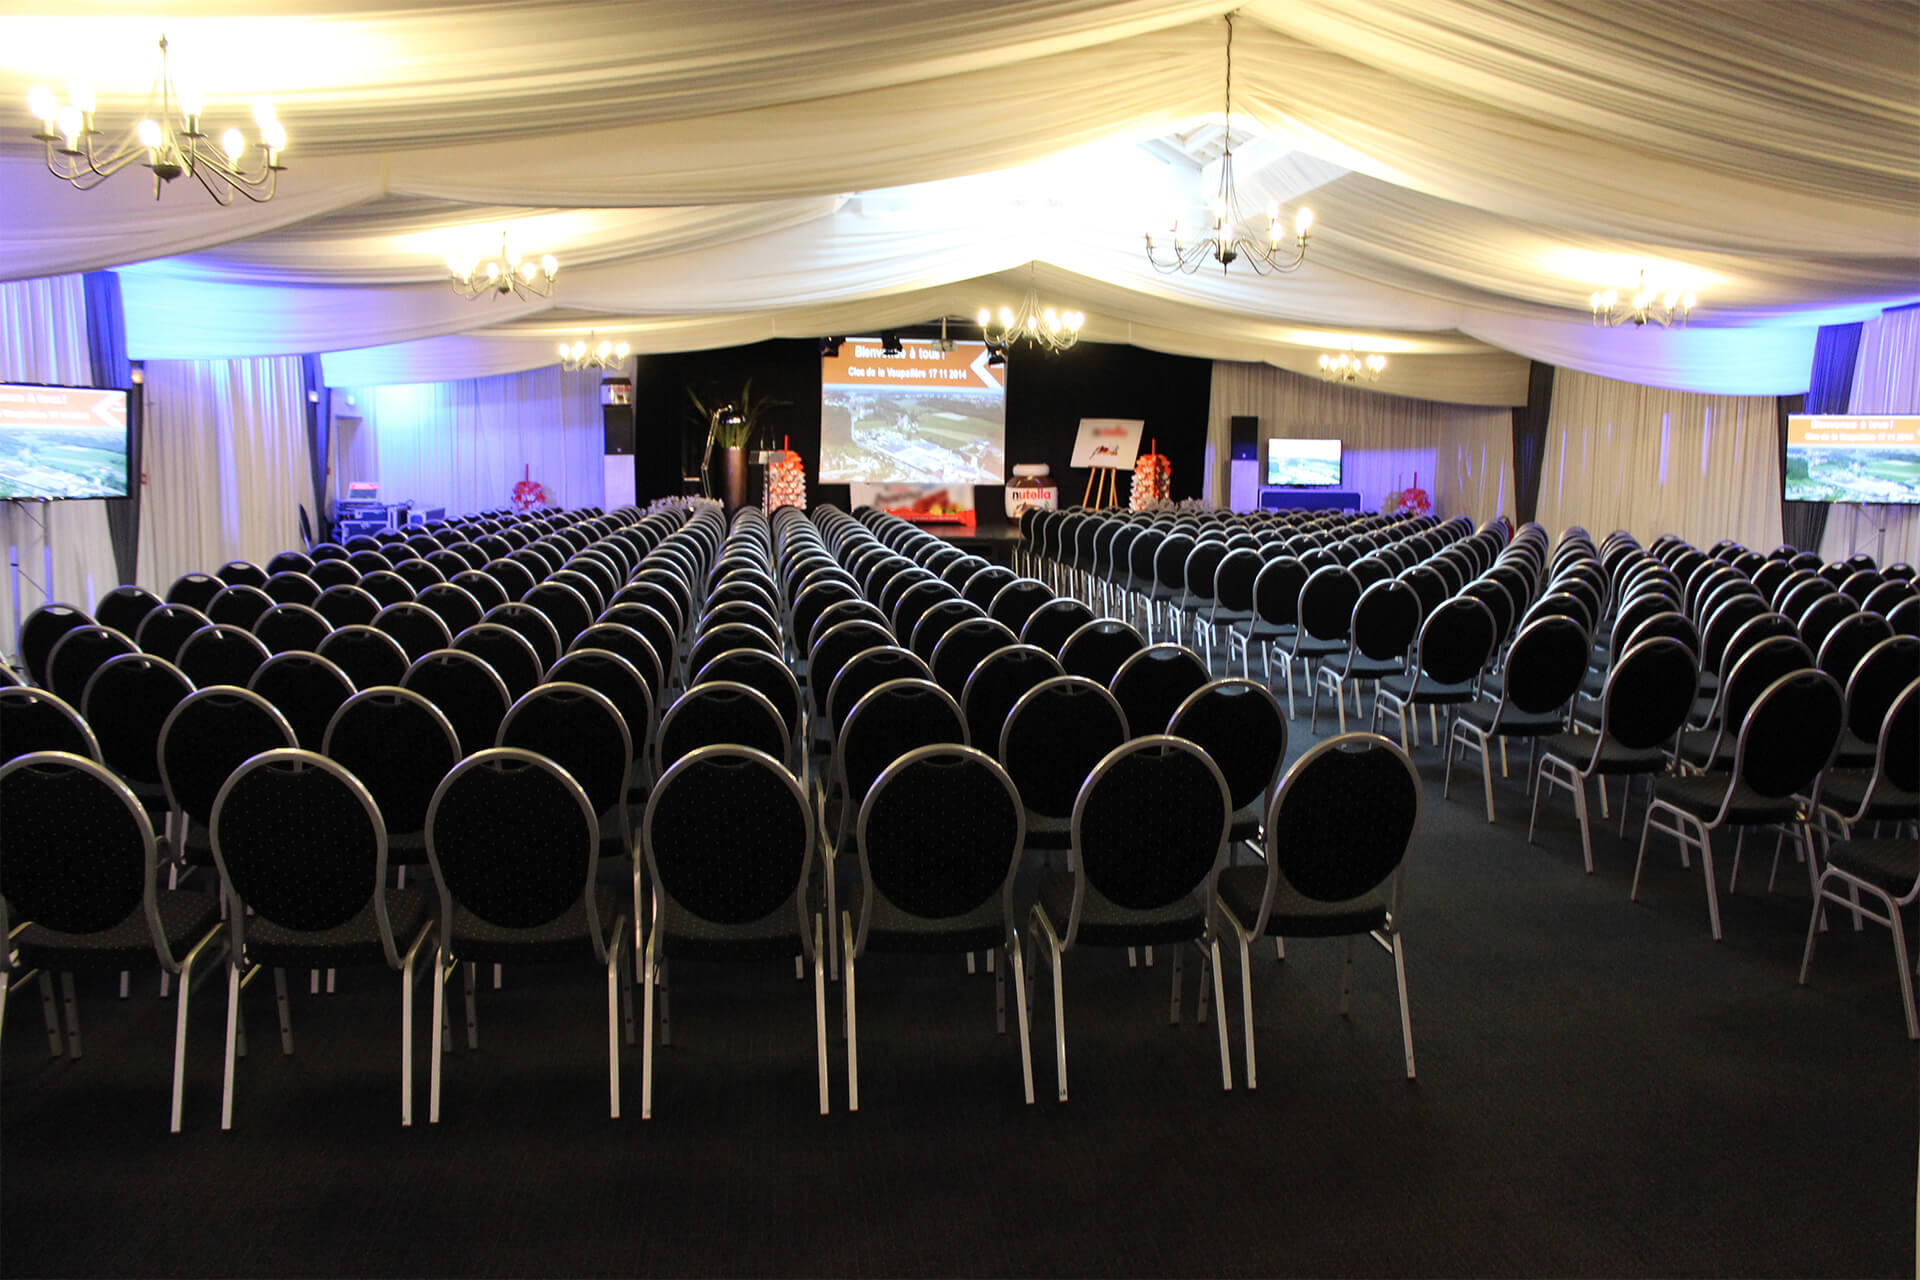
[511,463,552,512]
[765,438,807,512]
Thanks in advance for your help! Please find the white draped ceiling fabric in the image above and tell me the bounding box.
[3,0,1915,403]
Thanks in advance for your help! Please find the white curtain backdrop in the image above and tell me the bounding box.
[1820,304,1920,566]
[0,273,120,663]
[338,365,606,518]
[1205,361,1512,520]
[136,356,312,594]
[1537,368,1780,550]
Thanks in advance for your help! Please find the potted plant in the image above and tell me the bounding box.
[688,378,784,514]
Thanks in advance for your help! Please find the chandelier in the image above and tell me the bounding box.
[1319,350,1386,383]
[1145,14,1312,275]
[25,36,286,203]
[557,333,630,371]
[978,274,1084,356]
[448,232,558,301]
[1590,270,1696,327]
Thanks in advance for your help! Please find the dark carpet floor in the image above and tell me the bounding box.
[4,700,1916,1277]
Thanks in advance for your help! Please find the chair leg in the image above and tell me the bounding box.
[400,928,429,1127]
[1798,875,1826,988]
[812,915,829,1116]
[172,926,219,1134]
[463,962,479,1049]
[38,971,62,1057]
[1571,768,1594,874]
[59,971,82,1057]
[1208,938,1232,1091]
[1339,935,1356,1017]
[1029,906,1068,1102]
[639,933,658,1120]
[604,937,623,1120]
[1009,941,1035,1105]
[1169,943,1183,1024]
[429,948,449,1123]
[273,967,293,1055]
[842,913,859,1113]
[221,963,242,1131]
[1390,931,1416,1079]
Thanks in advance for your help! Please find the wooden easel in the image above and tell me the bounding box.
[1081,465,1121,509]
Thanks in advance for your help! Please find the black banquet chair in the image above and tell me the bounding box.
[840,744,1033,1109]
[209,749,436,1127]
[0,752,225,1132]
[425,749,632,1122]
[1026,735,1233,1101]
[1212,732,1423,1089]
[639,745,826,1118]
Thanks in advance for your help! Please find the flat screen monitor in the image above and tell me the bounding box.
[1784,414,1920,505]
[1265,437,1342,487]
[0,383,133,500]
[819,337,1007,484]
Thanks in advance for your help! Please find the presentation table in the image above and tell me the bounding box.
[1258,487,1363,512]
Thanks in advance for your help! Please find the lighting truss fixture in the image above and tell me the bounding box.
[1319,350,1386,383]
[977,274,1084,354]
[557,333,629,371]
[25,35,287,203]
[449,231,558,301]
[1590,269,1696,327]
[1145,14,1312,276]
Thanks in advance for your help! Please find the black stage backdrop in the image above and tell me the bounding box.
[628,337,1213,530]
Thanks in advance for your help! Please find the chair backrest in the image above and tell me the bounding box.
[1,686,100,764]
[314,624,411,690]
[909,598,985,664]
[372,602,454,663]
[836,677,967,807]
[46,624,139,706]
[1183,541,1228,604]
[827,646,935,739]
[1168,678,1289,813]
[852,745,1022,953]
[522,581,594,648]
[1067,736,1228,939]
[322,687,461,837]
[1579,638,1694,757]
[392,558,448,594]
[1257,732,1420,930]
[999,675,1129,819]
[929,617,1019,699]
[1018,597,1095,656]
[175,623,271,689]
[262,571,324,607]
[545,649,655,757]
[498,682,633,818]
[1294,565,1361,647]
[479,602,563,672]
[95,585,163,639]
[1497,614,1591,716]
[80,652,193,786]
[690,645,802,741]
[211,749,398,962]
[427,749,604,953]
[313,583,381,628]
[962,565,1018,610]
[248,651,356,751]
[450,622,546,701]
[1057,618,1147,686]
[1347,577,1423,665]
[688,621,781,679]
[1731,670,1842,800]
[401,648,512,755]
[809,619,897,716]
[656,680,792,774]
[1816,610,1895,687]
[1841,634,1920,746]
[1212,548,1263,614]
[159,686,297,827]
[1110,644,1211,737]
[1251,557,1308,628]
[0,752,163,944]
[165,572,224,612]
[133,603,211,663]
[702,599,781,643]
[960,644,1063,758]
[643,746,813,950]
[1410,596,1498,687]
[986,579,1055,635]
[1718,633,1815,736]
[1798,592,1858,656]
[415,582,486,637]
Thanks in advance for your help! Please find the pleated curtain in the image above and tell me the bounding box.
[338,365,607,517]
[1820,305,1920,566]
[1536,369,1781,550]
[1204,361,1513,521]
[135,356,312,595]
[0,273,122,661]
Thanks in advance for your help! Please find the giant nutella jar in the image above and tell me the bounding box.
[1005,463,1058,518]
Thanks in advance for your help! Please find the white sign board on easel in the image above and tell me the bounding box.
[1069,418,1145,470]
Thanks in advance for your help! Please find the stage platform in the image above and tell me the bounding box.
[1258,487,1363,512]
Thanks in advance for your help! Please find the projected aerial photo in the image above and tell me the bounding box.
[0,425,129,499]
[820,387,1005,484]
[1786,446,1920,504]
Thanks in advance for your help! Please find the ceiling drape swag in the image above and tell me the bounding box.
[1819,305,1920,565]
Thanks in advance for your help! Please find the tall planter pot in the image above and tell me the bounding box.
[722,445,749,515]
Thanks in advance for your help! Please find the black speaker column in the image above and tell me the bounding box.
[1229,415,1258,462]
